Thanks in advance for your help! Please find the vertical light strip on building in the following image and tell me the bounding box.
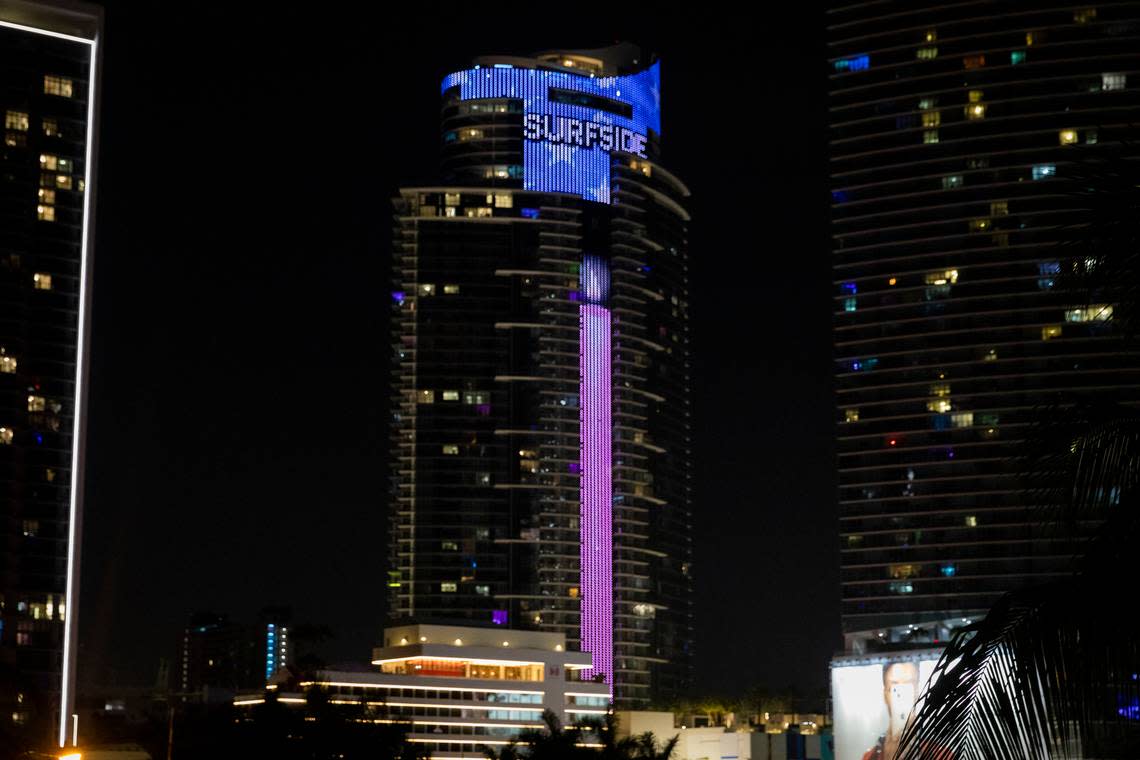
[579,254,612,689]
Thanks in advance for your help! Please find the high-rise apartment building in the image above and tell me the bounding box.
[0,0,101,748]
[828,2,1140,649]
[389,44,693,706]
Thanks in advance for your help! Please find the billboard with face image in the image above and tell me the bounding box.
[831,651,943,760]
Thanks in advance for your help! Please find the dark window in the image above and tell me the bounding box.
[548,87,633,118]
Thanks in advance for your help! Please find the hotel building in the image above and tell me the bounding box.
[388,44,693,704]
[235,624,610,758]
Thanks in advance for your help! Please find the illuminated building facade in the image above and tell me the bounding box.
[389,44,693,705]
[234,624,610,759]
[0,0,101,747]
[828,2,1140,648]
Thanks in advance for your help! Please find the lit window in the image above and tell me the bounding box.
[924,29,937,42]
[568,587,580,598]
[0,427,12,445]
[930,383,951,398]
[418,283,435,296]
[465,207,493,218]
[27,396,45,412]
[834,55,870,72]
[0,352,16,374]
[4,130,25,147]
[37,205,55,222]
[22,519,38,537]
[458,128,484,141]
[1059,129,1078,145]
[889,563,920,579]
[443,284,460,295]
[925,269,958,285]
[1032,164,1056,180]
[965,515,978,527]
[966,103,986,120]
[942,175,963,189]
[1011,50,1027,65]
[963,54,985,69]
[969,219,990,232]
[1065,304,1112,322]
[416,390,435,404]
[38,188,55,206]
[629,159,652,176]
[475,585,490,596]
[951,412,974,428]
[990,201,1008,216]
[928,398,952,413]
[418,205,437,218]
[493,193,513,209]
[845,409,859,423]
[42,117,58,137]
[5,110,29,131]
[1073,7,1097,23]
[442,390,459,401]
[940,564,957,577]
[463,391,489,405]
[1102,73,1126,91]
[1086,130,1098,145]
[984,348,998,361]
[55,174,73,190]
[441,583,457,593]
[888,582,914,594]
[39,154,58,170]
[844,297,856,312]
[444,206,457,217]
[444,193,460,206]
[442,444,459,455]
[918,97,938,110]
[1041,325,1063,340]
[43,75,73,97]
[923,130,939,144]
[32,273,51,290]
[916,47,938,60]
[922,111,941,127]
[442,541,459,551]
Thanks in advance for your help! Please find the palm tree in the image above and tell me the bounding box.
[897,139,1140,759]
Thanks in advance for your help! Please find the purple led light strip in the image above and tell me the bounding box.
[579,255,612,690]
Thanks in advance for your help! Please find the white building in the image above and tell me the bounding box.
[235,624,610,757]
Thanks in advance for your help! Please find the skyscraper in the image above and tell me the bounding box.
[0,0,101,748]
[389,44,693,706]
[828,2,1140,649]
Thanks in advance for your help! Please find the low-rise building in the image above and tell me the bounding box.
[235,624,610,757]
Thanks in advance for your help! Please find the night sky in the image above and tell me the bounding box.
[79,3,838,698]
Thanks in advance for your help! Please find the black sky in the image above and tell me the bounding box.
[79,2,837,697]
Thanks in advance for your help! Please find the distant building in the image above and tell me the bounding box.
[0,0,102,749]
[235,623,609,758]
[177,608,294,699]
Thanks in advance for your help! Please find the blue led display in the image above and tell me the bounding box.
[441,63,662,204]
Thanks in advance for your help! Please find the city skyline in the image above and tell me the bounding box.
[53,1,835,711]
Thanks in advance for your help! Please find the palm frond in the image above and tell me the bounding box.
[896,575,1140,759]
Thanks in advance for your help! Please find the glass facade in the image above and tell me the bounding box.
[829,1,1140,643]
[0,3,100,746]
[390,45,692,706]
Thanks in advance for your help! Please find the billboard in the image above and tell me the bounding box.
[440,62,661,204]
[831,651,943,760]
